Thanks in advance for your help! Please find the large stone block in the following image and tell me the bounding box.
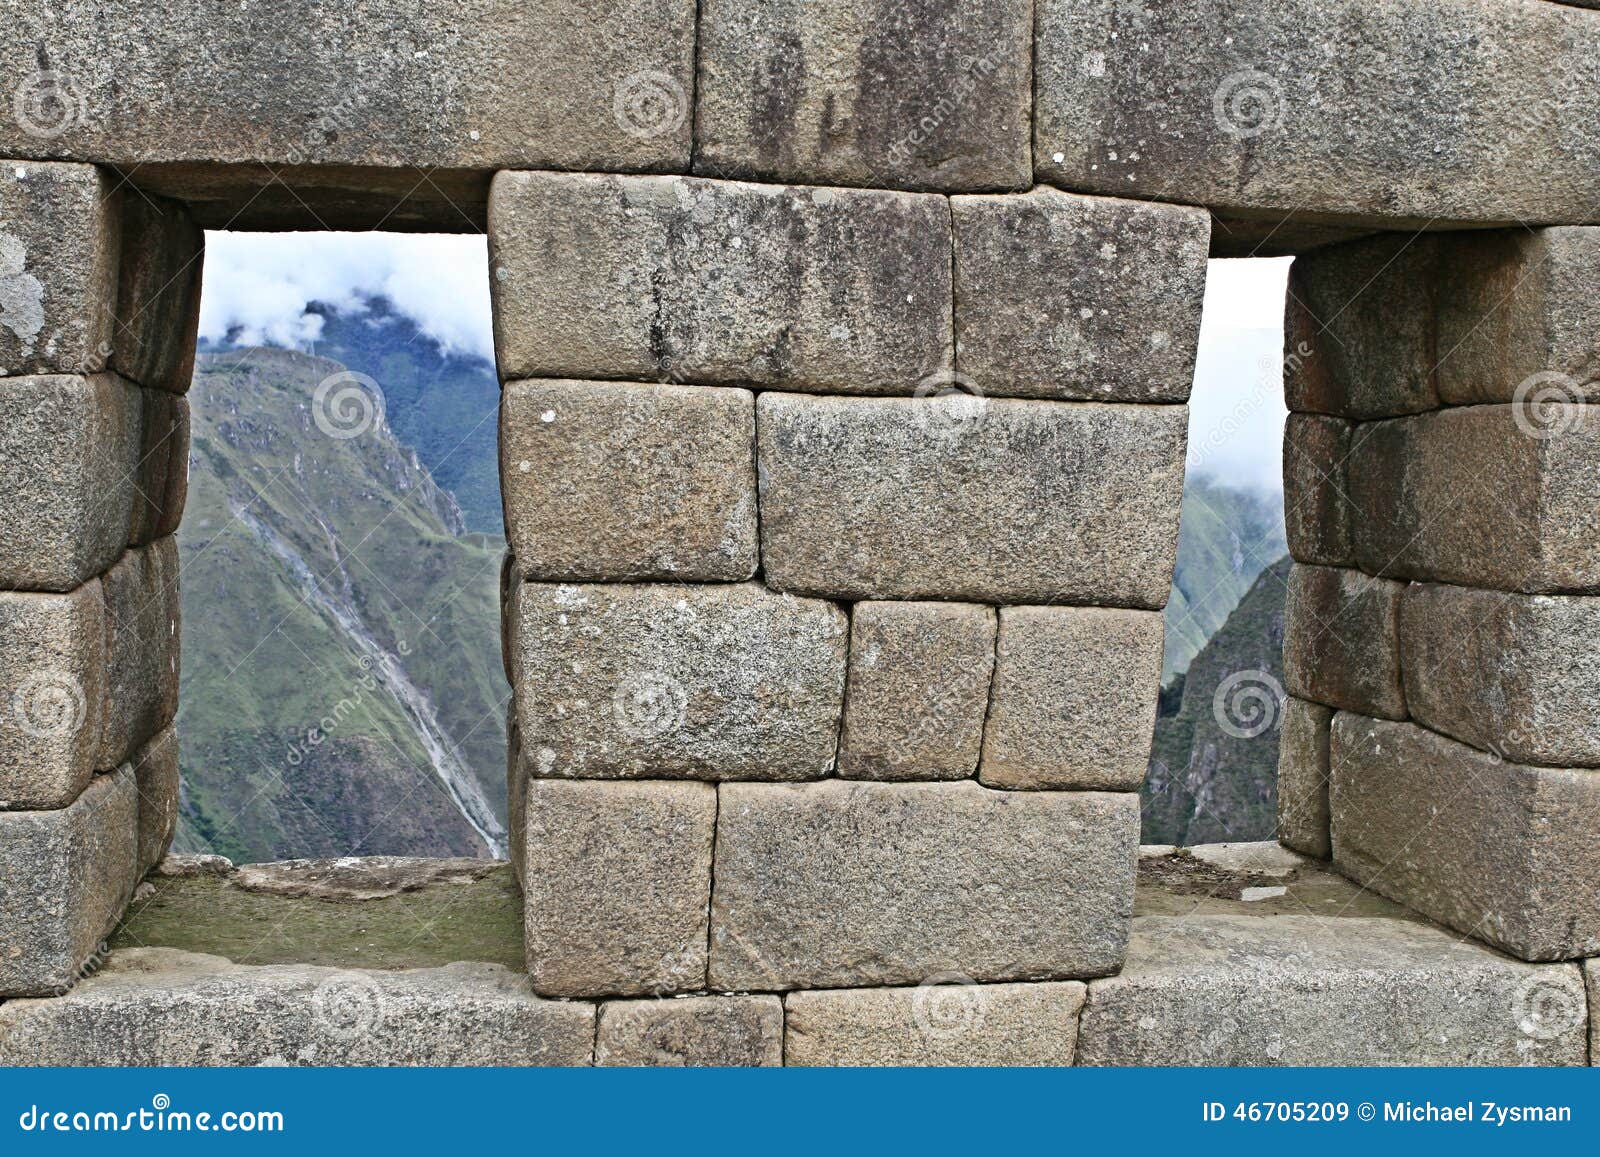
[0,580,106,809]
[1077,915,1588,1066]
[1275,698,1333,860]
[1282,563,1405,720]
[979,607,1163,792]
[488,172,952,392]
[112,193,204,393]
[837,601,994,782]
[595,996,783,1067]
[784,981,1085,1067]
[756,394,1187,607]
[130,726,179,878]
[693,0,1032,192]
[130,389,189,545]
[513,582,846,781]
[521,779,714,997]
[0,767,138,997]
[98,537,180,771]
[500,379,757,582]
[0,949,596,1066]
[1033,0,1600,243]
[0,373,142,591]
[951,189,1209,403]
[709,781,1137,991]
[1349,406,1600,593]
[1401,584,1600,768]
[1331,713,1600,962]
[1282,413,1354,567]
[0,162,118,376]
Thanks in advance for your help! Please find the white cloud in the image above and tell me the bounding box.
[197,231,494,362]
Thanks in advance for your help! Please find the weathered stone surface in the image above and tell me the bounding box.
[710,781,1137,990]
[1187,842,1311,878]
[1349,406,1600,593]
[951,189,1209,402]
[785,981,1085,1067]
[694,0,1032,192]
[0,374,142,591]
[1331,713,1600,962]
[0,948,596,1066]
[98,537,181,771]
[757,394,1187,607]
[1282,563,1405,719]
[1077,914,1588,1066]
[1282,413,1354,567]
[1435,227,1600,406]
[522,779,714,997]
[1401,584,1600,767]
[500,379,757,582]
[113,193,204,393]
[0,580,106,809]
[130,726,179,878]
[0,2,697,179]
[979,607,1163,791]
[1275,698,1333,860]
[1283,234,1441,419]
[0,162,118,376]
[131,390,189,545]
[1034,0,1600,241]
[596,996,783,1067]
[0,767,138,997]
[232,856,498,902]
[488,172,952,392]
[514,582,846,781]
[1589,959,1599,1065]
[838,601,994,782]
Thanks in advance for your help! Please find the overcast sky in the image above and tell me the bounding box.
[198,234,1290,493]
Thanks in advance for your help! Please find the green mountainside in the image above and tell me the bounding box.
[174,345,508,863]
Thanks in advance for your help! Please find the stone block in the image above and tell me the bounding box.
[1282,563,1405,719]
[130,726,179,878]
[0,162,118,376]
[951,189,1209,402]
[0,373,142,591]
[98,537,181,771]
[1033,0,1600,240]
[488,172,952,392]
[756,394,1186,607]
[784,981,1086,1067]
[595,996,783,1067]
[1435,227,1600,406]
[1282,413,1354,567]
[837,601,994,782]
[0,949,596,1066]
[1331,713,1600,961]
[0,580,106,809]
[513,582,846,781]
[709,781,1137,991]
[979,607,1164,792]
[1077,915,1588,1066]
[113,193,204,393]
[693,0,1033,192]
[1349,406,1600,593]
[1282,234,1442,419]
[0,767,138,997]
[1401,583,1600,767]
[1589,959,1599,1065]
[1275,698,1333,860]
[130,389,189,545]
[521,779,714,997]
[500,379,757,582]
